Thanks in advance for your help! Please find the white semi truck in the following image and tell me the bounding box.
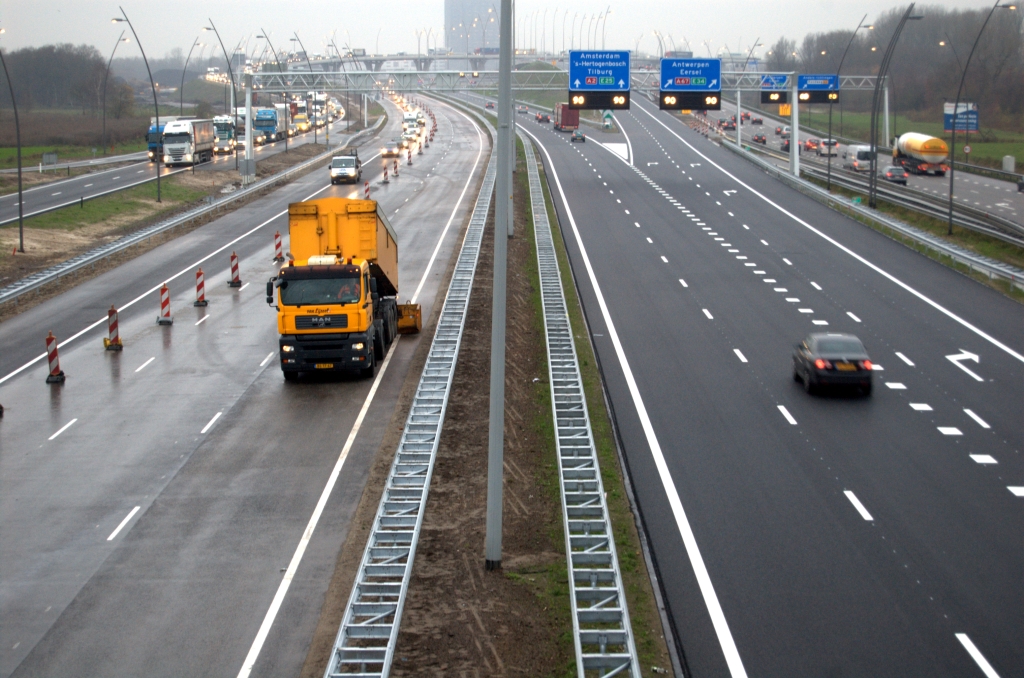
[162,119,215,166]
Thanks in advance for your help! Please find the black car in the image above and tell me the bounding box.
[882,166,909,185]
[485,101,495,109]
[722,120,737,131]
[539,114,551,123]
[517,105,529,114]
[751,116,764,125]
[793,333,873,395]
[752,133,767,144]
[775,125,783,135]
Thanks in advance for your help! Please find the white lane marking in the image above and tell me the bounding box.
[238,282,250,291]
[660,255,668,263]
[520,124,749,678]
[970,454,997,464]
[703,308,713,319]
[48,418,78,441]
[135,357,156,372]
[910,403,932,411]
[106,506,141,541]
[778,405,797,425]
[1008,487,1024,497]
[51,191,62,196]
[201,412,223,434]
[744,263,756,267]
[798,308,814,314]
[646,237,653,243]
[637,104,1024,366]
[742,224,749,229]
[896,352,915,366]
[783,258,792,265]
[736,255,747,260]
[938,427,962,435]
[764,278,777,283]
[635,222,641,228]
[871,364,884,370]
[235,339,400,678]
[84,183,93,188]
[946,350,984,382]
[753,270,765,274]
[786,298,800,302]
[761,239,769,246]
[136,169,144,174]
[847,312,861,323]
[886,382,907,389]
[195,315,210,326]
[774,287,787,292]
[963,409,990,429]
[112,177,120,180]
[844,491,874,521]
[679,278,688,288]
[812,320,829,325]
[259,352,275,367]
[733,349,748,363]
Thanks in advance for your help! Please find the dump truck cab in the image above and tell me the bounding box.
[268,198,418,380]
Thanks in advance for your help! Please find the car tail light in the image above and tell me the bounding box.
[814,359,832,369]
[860,360,873,370]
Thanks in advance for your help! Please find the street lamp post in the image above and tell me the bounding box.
[827,14,872,191]
[0,28,25,252]
[204,20,239,170]
[102,32,129,156]
[180,36,202,115]
[601,8,611,49]
[293,33,317,145]
[113,8,161,203]
[868,5,922,208]
[947,1,1016,234]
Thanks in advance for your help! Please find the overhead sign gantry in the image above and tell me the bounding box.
[659,58,722,110]
[567,50,631,110]
[798,74,840,103]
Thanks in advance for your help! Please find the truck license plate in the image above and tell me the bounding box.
[315,363,334,369]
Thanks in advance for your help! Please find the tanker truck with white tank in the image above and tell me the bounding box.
[162,119,215,166]
[893,133,949,176]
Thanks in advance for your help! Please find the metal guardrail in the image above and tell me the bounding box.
[521,132,640,678]
[719,140,1024,291]
[0,151,150,174]
[324,154,496,678]
[0,120,385,307]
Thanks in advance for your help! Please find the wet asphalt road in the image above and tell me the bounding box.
[0,96,488,677]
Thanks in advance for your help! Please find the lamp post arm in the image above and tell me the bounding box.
[181,37,200,115]
[836,13,867,76]
[119,7,162,202]
[102,31,126,155]
[0,47,24,251]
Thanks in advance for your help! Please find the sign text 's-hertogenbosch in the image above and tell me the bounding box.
[568,51,631,91]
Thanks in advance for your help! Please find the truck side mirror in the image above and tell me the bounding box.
[266,280,274,304]
[369,278,378,293]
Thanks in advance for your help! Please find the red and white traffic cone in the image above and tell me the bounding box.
[157,284,173,324]
[364,181,370,200]
[393,159,399,177]
[383,165,389,183]
[194,268,208,306]
[45,331,65,383]
[273,231,284,262]
[417,142,423,155]
[407,149,413,166]
[228,251,242,288]
[423,135,429,149]
[103,305,123,350]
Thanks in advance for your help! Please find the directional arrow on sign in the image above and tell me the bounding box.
[709,79,718,88]
[946,349,984,381]
[619,79,625,87]
[664,79,673,88]
[574,78,581,88]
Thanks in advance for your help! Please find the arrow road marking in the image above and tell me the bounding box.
[946,350,983,381]
[723,190,737,196]
[690,163,701,167]
[647,162,659,166]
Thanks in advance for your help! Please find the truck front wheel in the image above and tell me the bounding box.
[283,371,299,381]
[359,351,375,378]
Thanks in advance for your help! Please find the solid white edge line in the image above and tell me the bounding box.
[0,170,341,387]
[611,113,634,165]
[48,418,78,441]
[135,357,156,372]
[733,349,748,363]
[106,506,141,541]
[843,490,874,521]
[634,101,1024,365]
[778,405,798,425]
[237,100,483,677]
[955,633,1002,678]
[200,411,222,434]
[259,351,275,367]
[235,339,400,678]
[962,409,991,429]
[519,124,749,678]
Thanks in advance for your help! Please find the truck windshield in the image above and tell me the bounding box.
[163,133,190,144]
[332,158,356,168]
[214,123,233,138]
[280,277,360,306]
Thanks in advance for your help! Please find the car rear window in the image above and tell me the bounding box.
[816,338,865,354]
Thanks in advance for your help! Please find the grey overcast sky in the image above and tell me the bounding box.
[0,0,998,60]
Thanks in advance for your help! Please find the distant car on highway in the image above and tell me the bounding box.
[722,120,737,131]
[881,166,909,185]
[485,102,495,109]
[718,117,729,126]
[741,111,750,121]
[570,129,586,142]
[804,138,820,152]
[750,116,763,125]
[537,113,550,123]
[793,333,873,395]
[781,126,792,139]
[775,125,784,135]
[752,133,767,144]
[382,138,402,157]
[517,105,529,114]
[817,139,839,156]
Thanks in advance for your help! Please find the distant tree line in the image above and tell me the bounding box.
[0,43,135,118]
[764,4,1023,128]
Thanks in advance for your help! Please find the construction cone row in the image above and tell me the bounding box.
[194,268,208,306]
[383,165,389,183]
[393,159,399,177]
[157,284,173,324]
[103,305,123,351]
[228,251,242,287]
[407,149,413,166]
[45,331,65,383]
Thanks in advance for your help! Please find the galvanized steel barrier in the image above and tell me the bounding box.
[521,132,641,678]
[323,154,496,678]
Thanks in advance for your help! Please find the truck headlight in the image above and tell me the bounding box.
[352,342,365,350]
[281,345,296,352]
[163,155,170,163]
[148,151,154,158]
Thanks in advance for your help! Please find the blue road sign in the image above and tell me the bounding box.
[660,58,721,91]
[798,74,840,91]
[944,102,979,133]
[760,74,788,90]
[568,51,631,91]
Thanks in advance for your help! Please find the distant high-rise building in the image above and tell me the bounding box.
[445,0,499,53]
